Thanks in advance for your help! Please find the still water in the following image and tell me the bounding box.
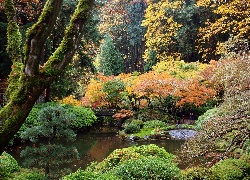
[7,126,185,172]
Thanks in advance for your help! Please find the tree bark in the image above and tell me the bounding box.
[0,0,94,154]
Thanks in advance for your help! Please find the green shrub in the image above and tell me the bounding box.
[130,119,144,127]
[65,105,97,128]
[143,120,167,128]
[195,107,218,130]
[16,103,97,141]
[15,102,60,141]
[124,123,140,134]
[25,102,59,126]
[63,169,118,180]
[113,156,180,180]
[0,152,20,178]
[9,168,45,180]
[87,144,175,173]
[181,167,212,180]
[210,156,250,180]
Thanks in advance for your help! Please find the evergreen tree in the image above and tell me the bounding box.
[20,106,78,179]
[98,35,124,76]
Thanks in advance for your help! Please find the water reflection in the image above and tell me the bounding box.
[7,126,185,172]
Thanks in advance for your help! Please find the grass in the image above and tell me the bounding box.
[132,128,154,138]
[127,124,196,138]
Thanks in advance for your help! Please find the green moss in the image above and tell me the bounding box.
[4,0,22,62]
[42,0,92,76]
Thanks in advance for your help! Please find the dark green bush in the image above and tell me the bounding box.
[113,156,180,180]
[65,105,97,128]
[15,102,60,141]
[124,123,140,134]
[63,169,118,180]
[181,155,250,180]
[210,156,250,180]
[0,152,20,178]
[15,102,97,141]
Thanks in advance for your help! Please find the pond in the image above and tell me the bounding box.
[6,126,185,173]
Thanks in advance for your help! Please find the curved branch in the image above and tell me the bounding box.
[43,0,94,76]
[24,0,64,76]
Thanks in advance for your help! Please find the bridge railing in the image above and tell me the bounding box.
[92,109,117,117]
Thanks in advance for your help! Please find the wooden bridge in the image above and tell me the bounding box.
[92,109,117,117]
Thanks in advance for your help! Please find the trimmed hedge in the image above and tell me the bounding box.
[63,169,118,180]
[113,156,180,180]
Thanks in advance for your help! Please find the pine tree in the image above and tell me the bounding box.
[20,106,78,179]
[98,34,124,76]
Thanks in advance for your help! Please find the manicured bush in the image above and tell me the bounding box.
[87,144,175,173]
[63,169,118,180]
[65,105,97,128]
[15,102,60,140]
[210,156,250,180]
[124,123,140,134]
[143,120,167,128]
[113,156,180,180]
[0,152,20,178]
[16,102,97,140]
[181,155,250,180]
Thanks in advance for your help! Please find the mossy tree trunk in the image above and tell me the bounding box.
[0,0,94,154]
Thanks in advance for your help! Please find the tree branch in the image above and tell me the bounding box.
[43,0,94,76]
[24,0,64,76]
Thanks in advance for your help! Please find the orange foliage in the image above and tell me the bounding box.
[133,71,175,99]
[112,109,134,120]
[175,79,216,107]
[83,73,115,108]
[83,63,217,109]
